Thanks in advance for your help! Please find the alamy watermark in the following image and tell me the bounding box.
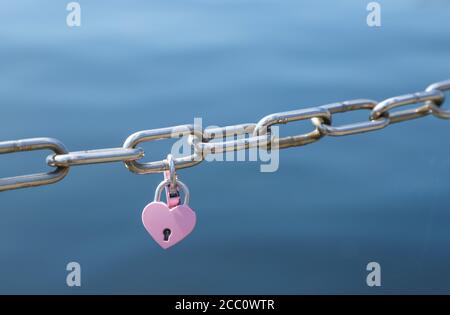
[366,2,381,27]
[66,2,81,27]
[366,261,381,287]
[169,118,280,173]
[66,261,81,287]
[66,2,381,28]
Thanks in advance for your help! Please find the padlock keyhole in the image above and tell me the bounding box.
[163,228,171,241]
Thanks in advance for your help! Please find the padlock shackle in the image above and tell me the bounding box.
[165,154,177,189]
[154,179,190,205]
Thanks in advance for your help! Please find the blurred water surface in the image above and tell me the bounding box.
[0,0,450,293]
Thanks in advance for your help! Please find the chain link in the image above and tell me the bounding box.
[312,99,389,136]
[1,79,449,192]
[0,138,69,190]
[122,124,203,174]
[425,80,450,119]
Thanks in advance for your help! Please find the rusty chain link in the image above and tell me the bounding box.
[1,79,449,192]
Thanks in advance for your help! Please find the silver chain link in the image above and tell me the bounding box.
[1,79,449,192]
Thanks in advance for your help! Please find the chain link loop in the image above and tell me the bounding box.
[122,124,203,174]
[425,79,450,119]
[370,90,444,123]
[0,138,69,191]
[312,99,389,136]
[253,107,331,149]
[47,147,144,167]
[0,79,449,192]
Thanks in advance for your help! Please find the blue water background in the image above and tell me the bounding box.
[0,0,450,293]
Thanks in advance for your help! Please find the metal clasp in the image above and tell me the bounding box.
[163,154,180,208]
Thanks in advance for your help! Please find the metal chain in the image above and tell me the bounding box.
[1,79,449,192]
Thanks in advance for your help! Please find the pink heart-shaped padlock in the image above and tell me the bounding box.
[142,201,196,249]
